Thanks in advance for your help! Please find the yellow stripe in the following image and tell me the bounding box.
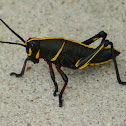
[25,37,120,57]
[27,48,32,56]
[76,45,104,69]
[89,63,95,66]
[51,41,65,61]
[36,50,40,59]
[75,59,81,67]
[25,38,40,45]
[25,37,94,49]
[89,59,112,66]
[93,37,99,41]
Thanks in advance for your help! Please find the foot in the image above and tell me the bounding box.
[59,94,63,107]
[10,72,23,77]
[53,90,58,96]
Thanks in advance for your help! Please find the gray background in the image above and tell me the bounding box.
[0,0,126,126]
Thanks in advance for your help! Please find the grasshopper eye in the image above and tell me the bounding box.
[30,43,36,50]
[30,43,34,47]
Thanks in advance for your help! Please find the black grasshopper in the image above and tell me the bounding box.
[0,19,126,107]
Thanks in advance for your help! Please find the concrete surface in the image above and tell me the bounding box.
[0,0,126,126]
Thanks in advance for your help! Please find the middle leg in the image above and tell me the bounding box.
[56,66,68,107]
[47,61,58,96]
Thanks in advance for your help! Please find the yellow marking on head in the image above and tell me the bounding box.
[27,48,32,56]
[51,41,65,61]
[36,50,40,59]
[76,45,105,69]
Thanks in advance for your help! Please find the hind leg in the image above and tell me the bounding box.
[56,66,68,107]
[108,42,126,85]
[76,40,110,69]
[82,31,107,45]
[47,61,58,96]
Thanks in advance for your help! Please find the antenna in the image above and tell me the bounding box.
[0,19,25,43]
[0,41,25,47]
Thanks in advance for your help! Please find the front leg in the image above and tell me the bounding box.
[10,57,29,77]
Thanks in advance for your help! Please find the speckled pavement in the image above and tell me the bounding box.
[0,0,126,126]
